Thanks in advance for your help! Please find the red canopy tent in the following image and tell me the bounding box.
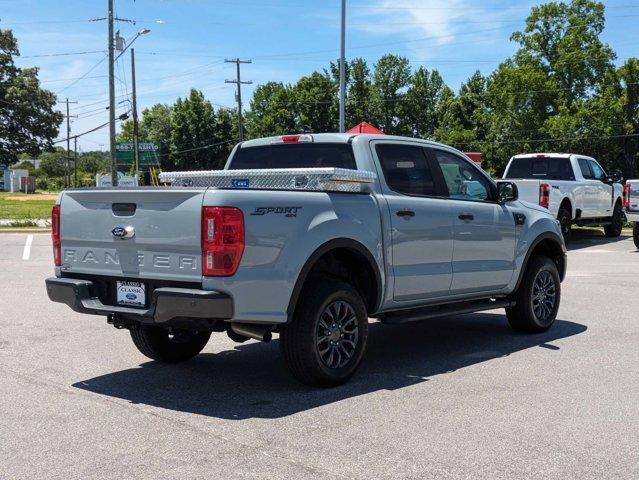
[347,121,384,134]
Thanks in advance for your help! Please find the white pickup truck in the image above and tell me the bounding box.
[503,153,624,241]
[624,179,639,248]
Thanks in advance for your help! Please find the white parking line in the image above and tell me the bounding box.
[22,234,33,260]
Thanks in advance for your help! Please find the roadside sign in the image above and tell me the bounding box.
[115,142,160,167]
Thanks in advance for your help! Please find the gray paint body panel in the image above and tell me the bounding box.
[54,134,564,325]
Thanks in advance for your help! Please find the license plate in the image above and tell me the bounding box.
[116,281,146,307]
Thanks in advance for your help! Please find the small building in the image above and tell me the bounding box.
[2,169,29,192]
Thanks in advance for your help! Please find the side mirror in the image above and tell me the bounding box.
[497,181,518,204]
[611,170,623,183]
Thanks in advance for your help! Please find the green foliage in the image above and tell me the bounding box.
[38,147,68,178]
[169,89,218,170]
[0,29,63,164]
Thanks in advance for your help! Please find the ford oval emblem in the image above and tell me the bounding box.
[126,293,137,300]
[112,225,135,239]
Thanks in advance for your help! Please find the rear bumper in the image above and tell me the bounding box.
[625,210,639,223]
[45,277,233,323]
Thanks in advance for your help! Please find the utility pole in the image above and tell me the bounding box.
[131,47,139,178]
[73,137,78,187]
[339,0,346,133]
[108,0,118,186]
[225,58,252,142]
[63,98,77,188]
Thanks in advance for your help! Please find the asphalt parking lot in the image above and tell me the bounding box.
[0,230,637,480]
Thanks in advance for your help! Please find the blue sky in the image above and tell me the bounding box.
[2,0,639,151]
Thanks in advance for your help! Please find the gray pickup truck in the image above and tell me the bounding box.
[46,133,566,387]
[624,179,639,248]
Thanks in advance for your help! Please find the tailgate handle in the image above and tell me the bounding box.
[112,203,136,216]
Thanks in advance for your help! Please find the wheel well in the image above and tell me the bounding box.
[289,246,380,320]
[559,198,573,217]
[526,238,566,282]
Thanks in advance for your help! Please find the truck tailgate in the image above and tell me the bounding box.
[509,179,541,204]
[59,188,205,282]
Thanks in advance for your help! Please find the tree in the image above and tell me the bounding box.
[346,58,374,128]
[401,67,446,138]
[0,29,63,163]
[169,89,217,170]
[245,82,297,138]
[213,107,237,168]
[38,147,67,177]
[77,151,110,175]
[292,71,338,133]
[435,71,489,156]
[618,59,639,177]
[371,54,411,134]
[118,103,173,169]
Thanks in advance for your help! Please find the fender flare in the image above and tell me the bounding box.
[286,238,383,322]
[513,232,566,292]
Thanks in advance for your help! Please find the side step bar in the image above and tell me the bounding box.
[379,298,515,325]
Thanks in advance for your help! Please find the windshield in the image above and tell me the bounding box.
[505,157,575,180]
[229,143,357,170]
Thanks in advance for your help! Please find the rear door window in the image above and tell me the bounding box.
[229,143,357,170]
[578,159,594,179]
[375,144,438,196]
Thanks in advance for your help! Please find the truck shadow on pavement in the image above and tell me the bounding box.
[566,228,631,251]
[73,313,586,419]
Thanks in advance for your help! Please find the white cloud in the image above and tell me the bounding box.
[350,0,521,59]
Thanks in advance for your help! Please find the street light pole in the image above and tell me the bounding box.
[339,0,346,133]
[108,0,117,186]
[131,48,139,178]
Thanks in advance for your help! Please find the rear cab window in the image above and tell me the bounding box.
[505,157,575,180]
[229,143,357,170]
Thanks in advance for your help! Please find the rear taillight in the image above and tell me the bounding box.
[51,205,61,266]
[623,183,631,209]
[201,207,245,276]
[539,183,551,209]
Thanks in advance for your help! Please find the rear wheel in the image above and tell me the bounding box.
[130,325,211,362]
[506,256,561,333]
[604,202,623,237]
[557,207,572,243]
[634,223,639,249]
[280,279,368,387]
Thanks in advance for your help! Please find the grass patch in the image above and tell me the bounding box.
[0,192,56,220]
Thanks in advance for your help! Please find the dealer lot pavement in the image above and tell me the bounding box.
[0,231,637,480]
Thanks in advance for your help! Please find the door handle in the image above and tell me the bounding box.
[396,210,415,218]
[458,213,474,221]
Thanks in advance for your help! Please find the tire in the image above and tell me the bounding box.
[506,255,561,333]
[280,279,368,387]
[557,207,572,243]
[634,223,639,250]
[604,202,623,238]
[130,325,211,362]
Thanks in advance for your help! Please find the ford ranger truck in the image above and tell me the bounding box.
[623,179,639,249]
[503,153,624,242]
[46,134,567,387]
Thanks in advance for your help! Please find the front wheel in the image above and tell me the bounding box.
[506,256,561,333]
[604,202,623,238]
[633,223,639,249]
[130,325,211,362]
[280,280,368,387]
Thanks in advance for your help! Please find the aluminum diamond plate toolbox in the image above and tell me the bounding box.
[158,168,377,193]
